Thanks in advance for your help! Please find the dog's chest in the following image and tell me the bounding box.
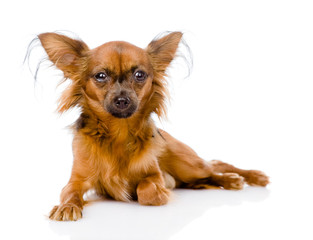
[93,135,161,202]
[100,173,133,201]
[97,160,142,202]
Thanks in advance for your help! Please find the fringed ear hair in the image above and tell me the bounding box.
[145,31,192,119]
[146,31,183,76]
[38,32,89,79]
[144,32,182,119]
[27,32,90,113]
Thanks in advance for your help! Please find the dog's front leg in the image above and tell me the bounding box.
[136,172,170,206]
[49,181,87,221]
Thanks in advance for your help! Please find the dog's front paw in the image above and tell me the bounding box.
[49,203,82,221]
[245,170,270,187]
[137,181,170,206]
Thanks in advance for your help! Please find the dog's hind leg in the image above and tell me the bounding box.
[158,130,244,190]
[158,130,269,189]
[209,160,269,186]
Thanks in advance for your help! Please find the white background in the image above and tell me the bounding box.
[1,0,313,239]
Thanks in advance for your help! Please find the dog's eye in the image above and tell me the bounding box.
[134,70,147,82]
[94,72,108,82]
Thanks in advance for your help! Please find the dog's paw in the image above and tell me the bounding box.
[137,182,170,206]
[244,170,270,187]
[49,203,82,221]
[222,173,245,190]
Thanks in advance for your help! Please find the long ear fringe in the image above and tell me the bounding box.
[147,31,193,120]
[57,81,83,113]
[25,32,88,114]
[151,72,169,120]
[176,34,193,79]
[24,36,51,82]
[148,31,193,79]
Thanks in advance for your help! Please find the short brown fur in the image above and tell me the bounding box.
[37,32,269,221]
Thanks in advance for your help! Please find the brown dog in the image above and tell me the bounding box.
[36,32,269,221]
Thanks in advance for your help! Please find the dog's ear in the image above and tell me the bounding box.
[146,32,182,74]
[38,33,89,113]
[38,32,89,78]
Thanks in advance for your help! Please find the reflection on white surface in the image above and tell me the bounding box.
[49,187,270,240]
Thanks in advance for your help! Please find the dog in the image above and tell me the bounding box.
[35,31,269,221]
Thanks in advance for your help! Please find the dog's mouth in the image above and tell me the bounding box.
[108,107,137,118]
[106,96,138,119]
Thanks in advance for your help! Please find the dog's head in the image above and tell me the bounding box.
[38,32,183,119]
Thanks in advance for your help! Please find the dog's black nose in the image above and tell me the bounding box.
[114,97,130,109]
